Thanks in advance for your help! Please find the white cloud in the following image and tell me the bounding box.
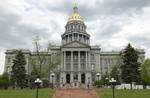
[0,0,150,74]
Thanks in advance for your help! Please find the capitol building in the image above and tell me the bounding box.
[4,5,145,87]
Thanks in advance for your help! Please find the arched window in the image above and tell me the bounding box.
[79,25,81,30]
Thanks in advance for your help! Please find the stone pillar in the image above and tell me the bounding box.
[67,35,69,43]
[86,37,88,44]
[72,33,74,41]
[68,34,70,42]
[61,51,63,70]
[64,51,66,71]
[71,51,73,71]
[60,72,66,84]
[88,52,91,70]
[86,51,88,71]
[78,51,80,71]
[86,73,92,85]
[82,35,84,43]
[78,73,81,84]
[77,33,79,41]
[70,73,74,86]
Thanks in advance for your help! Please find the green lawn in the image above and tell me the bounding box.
[0,88,55,98]
[96,88,150,98]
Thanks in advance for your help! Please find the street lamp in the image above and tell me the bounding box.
[35,78,42,98]
[109,78,117,98]
[96,73,100,80]
[51,73,55,89]
[105,77,109,87]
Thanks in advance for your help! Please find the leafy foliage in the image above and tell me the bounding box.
[94,74,110,87]
[141,59,150,85]
[0,73,10,89]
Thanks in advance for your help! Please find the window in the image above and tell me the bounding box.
[7,58,11,63]
[7,66,11,72]
[81,64,85,69]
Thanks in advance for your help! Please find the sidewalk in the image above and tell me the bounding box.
[53,88,99,98]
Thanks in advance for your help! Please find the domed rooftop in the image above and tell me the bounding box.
[68,6,84,22]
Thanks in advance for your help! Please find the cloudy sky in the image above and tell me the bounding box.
[0,0,150,74]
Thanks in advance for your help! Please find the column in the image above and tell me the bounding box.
[78,51,80,71]
[71,73,74,86]
[71,51,73,71]
[88,52,91,70]
[86,51,88,71]
[68,34,70,42]
[64,51,66,71]
[61,51,63,70]
[77,34,79,41]
[82,35,84,42]
[88,38,90,44]
[68,35,69,42]
[86,37,88,44]
[72,33,74,41]
[78,73,81,83]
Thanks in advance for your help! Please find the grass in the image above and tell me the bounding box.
[96,88,150,98]
[0,88,55,98]
[1,88,150,98]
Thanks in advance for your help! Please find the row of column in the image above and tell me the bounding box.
[61,51,91,71]
[62,33,90,45]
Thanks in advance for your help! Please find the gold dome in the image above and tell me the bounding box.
[68,6,84,22]
[68,13,84,22]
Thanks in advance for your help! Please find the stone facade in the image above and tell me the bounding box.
[4,6,145,87]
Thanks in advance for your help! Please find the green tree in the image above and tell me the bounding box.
[0,73,10,89]
[141,59,150,89]
[30,36,60,78]
[29,36,60,88]
[121,43,141,89]
[110,66,119,82]
[11,50,27,89]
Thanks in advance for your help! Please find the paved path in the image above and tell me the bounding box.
[53,88,99,98]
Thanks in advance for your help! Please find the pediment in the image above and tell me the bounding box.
[62,41,90,48]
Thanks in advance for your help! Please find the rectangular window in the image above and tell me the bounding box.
[7,58,11,63]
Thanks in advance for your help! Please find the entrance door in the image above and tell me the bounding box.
[66,74,70,83]
[81,73,85,84]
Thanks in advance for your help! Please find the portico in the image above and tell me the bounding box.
[60,48,92,86]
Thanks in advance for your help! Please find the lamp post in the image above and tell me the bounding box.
[96,73,100,80]
[35,78,42,98]
[109,78,117,98]
[51,73,55,89]
[105,77,109,87]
